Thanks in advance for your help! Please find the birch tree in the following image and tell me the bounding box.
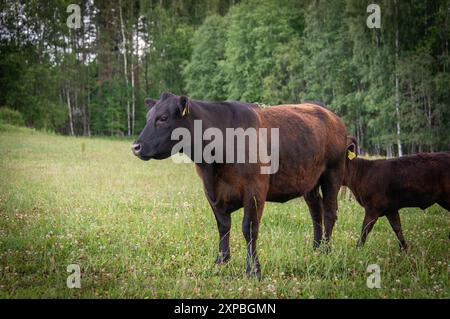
[119,0,131,136]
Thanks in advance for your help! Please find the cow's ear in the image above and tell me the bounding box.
[160,92,174,100]
[347,136,357,160]
[145,98,157,109]
[178,95,190,117]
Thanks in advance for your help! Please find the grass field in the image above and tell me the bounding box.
[0,124,448,298]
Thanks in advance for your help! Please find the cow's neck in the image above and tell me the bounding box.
[187,100,252,129]
[182,100,258,162]
[185,100,257,206]
[344,158,371,194]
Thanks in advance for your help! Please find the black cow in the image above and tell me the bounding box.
[132,92,348,278]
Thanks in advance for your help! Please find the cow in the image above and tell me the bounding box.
[343,136,450,250]
[132,92,348,278]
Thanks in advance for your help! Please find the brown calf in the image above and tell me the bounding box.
[343,136,450,250]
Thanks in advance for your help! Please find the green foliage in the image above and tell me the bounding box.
[223,0,298,102]
[262,37,304,104]
[142,6,194,97]
[0,107,25,126]
[185,0,449,154]
[183,15,228,101]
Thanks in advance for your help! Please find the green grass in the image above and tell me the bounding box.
[0,125,448,298]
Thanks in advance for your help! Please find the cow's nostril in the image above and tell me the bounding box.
[131,143,142,155]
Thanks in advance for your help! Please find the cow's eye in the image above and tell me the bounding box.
[158,115,168,122]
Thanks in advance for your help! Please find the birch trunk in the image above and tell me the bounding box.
[119,1,131,136]
[66,87,74,136]
[130,22,136,136]
[394,0,403,157]
[427,94,433,152]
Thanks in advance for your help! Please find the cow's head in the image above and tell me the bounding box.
[132,92,190,160]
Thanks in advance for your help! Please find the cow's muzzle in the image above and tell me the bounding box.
[131,142,151,160]
[131,142,142,155]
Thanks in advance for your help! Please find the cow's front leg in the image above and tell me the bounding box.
[197,164,231,264]
[213,209,231,264]
[242,195,265,279]
[386,210,407,251]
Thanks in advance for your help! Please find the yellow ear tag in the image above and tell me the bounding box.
[347,150,356,160]
[182,103,189,117]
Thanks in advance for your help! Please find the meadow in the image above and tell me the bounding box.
[0,124,448,298]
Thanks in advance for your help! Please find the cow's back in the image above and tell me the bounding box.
[393,152,450,207]
[365,152,450,210]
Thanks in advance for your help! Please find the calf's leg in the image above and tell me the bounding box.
[386,211,407,251]
[242,194,265,279]
[213,208,232,264]
[357,209,379,248]
[304,184,324,249]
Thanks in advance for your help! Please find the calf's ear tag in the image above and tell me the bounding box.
[347,150,356,160]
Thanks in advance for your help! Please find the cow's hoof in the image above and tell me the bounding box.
[214,254,230,265]
[312,241,321,250]
[399,244,408,252]
[320,243,332,254]
[245,268,261,280]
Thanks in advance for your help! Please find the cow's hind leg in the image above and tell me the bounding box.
[386,210,407,251]
[357,209,379,248]
[242,192,266,280]
[305,184,324,249]
[320,167,343,249]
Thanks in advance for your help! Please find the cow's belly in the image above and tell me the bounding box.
[389,181,441,210]
[265,192,302,203]
[266,163,325,202]
[209,175,246,213]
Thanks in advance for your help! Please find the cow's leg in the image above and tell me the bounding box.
[357,209,379,248]
[320,168,342,248]
[305,184,323,249]
[213,208,232,264]
[386,211,407,251]
[242,193,265,279]
[198,164,232,264]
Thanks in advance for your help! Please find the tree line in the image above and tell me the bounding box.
[0,0,449,156]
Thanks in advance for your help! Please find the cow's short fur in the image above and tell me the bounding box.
[343,136,450,250]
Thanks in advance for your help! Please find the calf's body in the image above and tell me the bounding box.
[343,146,450,249]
